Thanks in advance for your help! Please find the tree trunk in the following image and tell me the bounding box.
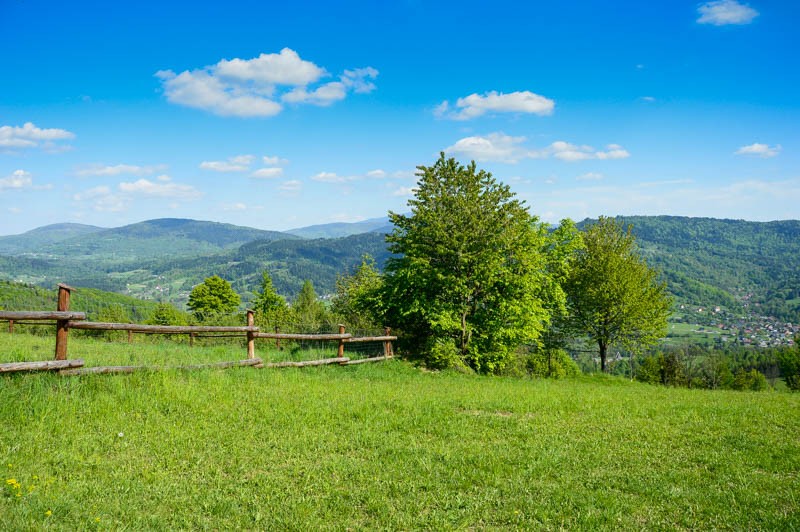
[599,340,607,372]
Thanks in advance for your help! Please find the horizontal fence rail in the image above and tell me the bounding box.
[0,311,87,321]
[0,283,396,375]
[67,322,259,334]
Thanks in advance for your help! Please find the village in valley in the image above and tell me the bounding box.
[671,304,798,348]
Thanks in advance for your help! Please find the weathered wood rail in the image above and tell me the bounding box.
[0,284,396,375]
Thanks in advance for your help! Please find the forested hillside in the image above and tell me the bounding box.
[0,216,798,323]
[612,216,800,322]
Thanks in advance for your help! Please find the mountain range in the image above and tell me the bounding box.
[0,216,798,323]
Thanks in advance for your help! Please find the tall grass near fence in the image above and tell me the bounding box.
[1,340,798,529]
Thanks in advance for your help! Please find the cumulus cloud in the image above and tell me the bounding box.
[735,143,781,158]
[576,172,604,181]
[119,179,202,200]
[436,90,555,120]
[156,48,378,117]
[311,168,408,184]
[73,178,202,212]
[550,142,630,162]
[221,202,248,211]
[446,133,532,163]
[0,122,74,151]
[311,171,352,183]
[199,155,254,172]
[697,0,758,25]
[262,155,289,166]
[0,170,33,190]
[279,180,302,193]
[250,167,284,179]
[392,186,418,197]
[445,133,630,163]
[75,163,166,177]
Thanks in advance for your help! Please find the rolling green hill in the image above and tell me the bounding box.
[35,218,297,261]
[0,223,104,254]
[0,216,798,324]
[612,216,800,321]
[286,216,392,239]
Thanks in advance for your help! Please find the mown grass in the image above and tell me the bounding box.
[1,332,799,529]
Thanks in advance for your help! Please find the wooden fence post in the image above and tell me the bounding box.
[54,284,73,360]
[128,330,133,344]
[8,320,13,335]
[338,324,346,358]
[384,327,393,358]
[247,310,255,359]
[275,326,281,350]
[189,333,194,347]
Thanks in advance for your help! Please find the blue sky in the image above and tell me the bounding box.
[1,0,798,235]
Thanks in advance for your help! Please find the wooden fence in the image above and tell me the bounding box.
[0,284,395,375]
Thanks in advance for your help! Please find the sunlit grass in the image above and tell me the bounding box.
[1,332,798,529]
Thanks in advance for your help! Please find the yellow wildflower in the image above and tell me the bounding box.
[45,510,52,517]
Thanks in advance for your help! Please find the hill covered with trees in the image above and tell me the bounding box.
[0,216,798,325]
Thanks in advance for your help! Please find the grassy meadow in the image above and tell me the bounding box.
[1,332,799,529]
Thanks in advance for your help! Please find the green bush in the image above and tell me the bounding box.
[777,343,800,391]
[526,348,580,379]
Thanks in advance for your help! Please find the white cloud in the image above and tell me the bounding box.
[222,202,248,211]
[283,81,347,106]
[341,67,379,94]
[279,180,302,193]
[215,48,325,86]
[312,171,352,183]
[392,170,416,180]
[156,174,171,182]
[446,132,532,163]
[0,170,33,190]
[697,0,759,25]
[436,90,555,120]
[330,213,367,223]
[72,186,125,212]
[75,163,166,177]
[119,179,202,200]
[250,167,284,179]
[576,172,604,181]
[156,48,378,117]
[0,122,74,150]
[735,143,781,158]
[446,133,630,163]
[552,142,630,162]
[8,207,22,214]
[366,169,387,178]
[262,155,289,166]
[640,96,656,102]
[230,154,255,165]
[199,155,254,172]
[72,185,111,201]
[392,186,417,197]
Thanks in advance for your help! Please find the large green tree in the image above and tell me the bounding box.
[564,217,671,372]
[187,275,241,320]
[384,153,552,373]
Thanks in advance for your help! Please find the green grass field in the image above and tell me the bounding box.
[1,332,799,529]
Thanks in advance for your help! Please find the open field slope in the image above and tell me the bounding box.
[1,334,798,529]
